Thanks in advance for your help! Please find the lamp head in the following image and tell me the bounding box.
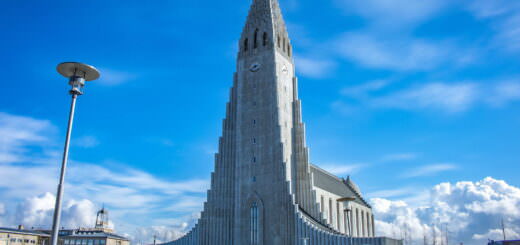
[57,62,100,95]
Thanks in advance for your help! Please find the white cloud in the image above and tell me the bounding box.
[372,83,478,113]
[341,80,390,98]
[318,163,366,176]
[334,0,448,29]
[98,69,136,86]
[74,136,100,148]
[402,163,457,178]
[0,112,56,164]
[381,153,417,162]
[373,177,520,244]
[13,192,98,229]
[0,111,209,243]
[295,56,336,79]
[337,80,520,114]
[335,33,458,71]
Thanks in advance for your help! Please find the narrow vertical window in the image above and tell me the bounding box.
[254,29,259,49]
[361,211,365,237]
[283,38,286,52]
[244,38,249,51]
[263,32,268,46]
[320,195,324,213]
[287,45,291,57]
[337,202,340,229]
[250,202,259,245]
[329,198,333,224]
[277,35,281,48]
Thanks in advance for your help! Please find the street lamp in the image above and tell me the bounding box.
[50,62,100,245]
[338,197,356,239]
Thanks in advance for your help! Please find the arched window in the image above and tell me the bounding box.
[244,38,249,52]
[254,29,259,49]
[250,202,259,245]
[263,32,268,46]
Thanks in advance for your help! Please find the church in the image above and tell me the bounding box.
[165,0,402,244]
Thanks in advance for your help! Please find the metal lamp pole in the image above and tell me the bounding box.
[50,62,100,245]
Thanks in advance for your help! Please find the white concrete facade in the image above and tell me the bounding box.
[163,0,400,244]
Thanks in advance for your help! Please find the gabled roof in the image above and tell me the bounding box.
[310,164,371,208]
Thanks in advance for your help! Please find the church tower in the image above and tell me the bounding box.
[165,0,400,244]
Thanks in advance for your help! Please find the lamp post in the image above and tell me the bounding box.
[50,62,100,245]
[338,197,356,244]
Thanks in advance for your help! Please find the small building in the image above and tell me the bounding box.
[0,208,129,245]
[0,226,50,245]
[57,229,129,245]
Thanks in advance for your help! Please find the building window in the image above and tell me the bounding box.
[244,38,249,51]
[263,32,268,46]
[287,45,291,57]
[277,35,281,48]
[361,211,365,237]
[253,157,256,163]
[254,29,259,49]
[250,202,259,245]
[88,240,93,245]
[329,198,333,224]
[320,195,324,213]
[283,38,286,52]
[253,138,256,144]
[337,202,341,229]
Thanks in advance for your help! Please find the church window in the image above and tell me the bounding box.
[244,38,249,51]
[320,195,324,213]
[254,29,259,49]
[250,202,259,244]
[337,202,341,229]
[263,32,268,46]
[329,198,333,224]
[361,211,365,236]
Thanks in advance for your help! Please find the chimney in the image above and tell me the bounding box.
[18,225,24,230]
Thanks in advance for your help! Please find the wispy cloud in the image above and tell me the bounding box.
[74,135,100,148]
[381,153,417,162]
[0,112,56,164]
[97,68,136,86]
[335,32,468,71]
[336,79,520,114]
[295,55,336,79]
[334,0,449,29]
[401,163,457,178]
[318,163,367,176]
[0,111,208,241]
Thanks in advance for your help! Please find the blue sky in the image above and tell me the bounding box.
[1,0,520,244]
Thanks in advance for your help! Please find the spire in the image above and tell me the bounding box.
[240,0,292,58]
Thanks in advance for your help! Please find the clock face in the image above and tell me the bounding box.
[249,63,261,72]
[282,65,288,74]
